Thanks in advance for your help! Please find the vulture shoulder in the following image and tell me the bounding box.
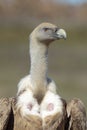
[0,97,86,130]
[66,98,87,130]
[0,97,15,130]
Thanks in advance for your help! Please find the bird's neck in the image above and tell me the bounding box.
[29,38,48,88]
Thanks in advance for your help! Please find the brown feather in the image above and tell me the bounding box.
[67,98,86,130]
[14,113,42,130]
[0,98,12,130]
[0,97,86,130]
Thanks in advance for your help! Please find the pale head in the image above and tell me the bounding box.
[30,22,67,44]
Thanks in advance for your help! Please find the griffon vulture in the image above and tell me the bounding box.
[0,23,86,130]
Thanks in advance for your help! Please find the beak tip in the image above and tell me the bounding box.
[57,29,67,40]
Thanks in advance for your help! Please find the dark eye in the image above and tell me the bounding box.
[43,27,49,32]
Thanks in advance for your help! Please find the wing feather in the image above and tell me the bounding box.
[66,98,86,130]
[0,98,12,130]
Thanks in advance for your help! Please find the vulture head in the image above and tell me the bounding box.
[30,22,66,45]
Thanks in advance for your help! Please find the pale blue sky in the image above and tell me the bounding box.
[55,0,87,4]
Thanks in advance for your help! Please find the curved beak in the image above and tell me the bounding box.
[56,28,67,40]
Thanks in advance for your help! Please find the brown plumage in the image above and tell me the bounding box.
[14,111,42,130]
[66,98,87,130]
[0,97,13,130]
[0,97,66,130]
[0,97,86,130]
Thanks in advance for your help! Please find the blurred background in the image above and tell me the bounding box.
[0,0,87,110]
